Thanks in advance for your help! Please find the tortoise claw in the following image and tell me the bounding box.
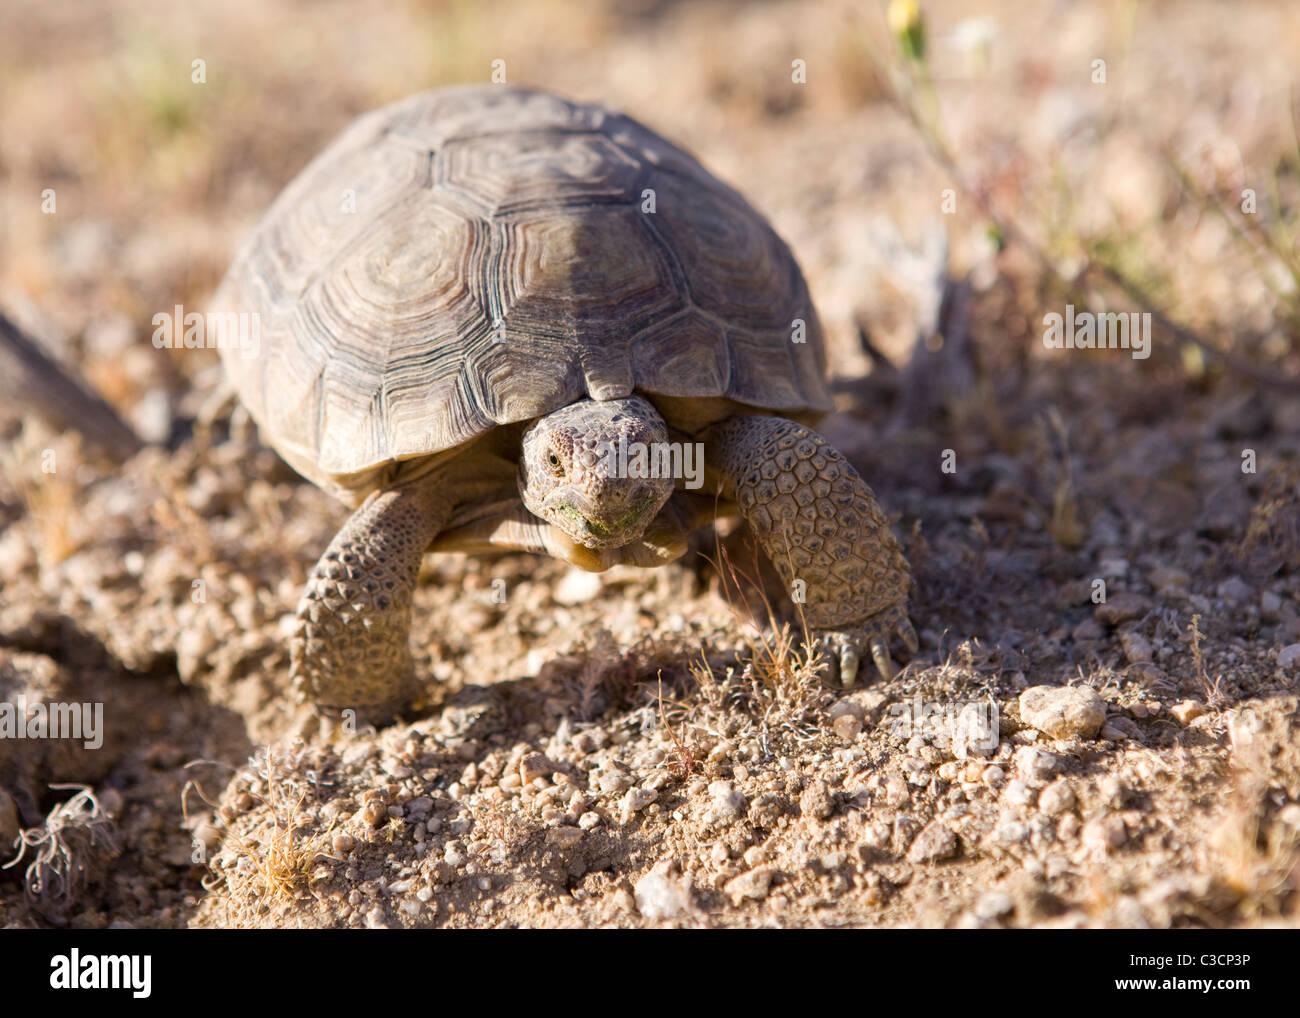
[870,637,897,682]
[838,644,860,688]
[815,609,916,687]
[898,617,919,656]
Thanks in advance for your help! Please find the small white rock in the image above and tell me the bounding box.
[724,867,774,904]
[621,787,657,813]
[1170,700,1206,725]
[634,862,695,920]
[907,821,957,863]
[553,568,603,605]
[1038,780,1075,817]
[1019,685,1107,740]
[974,890,1014,920]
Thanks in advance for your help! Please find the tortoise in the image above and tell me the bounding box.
[214,85,915,724]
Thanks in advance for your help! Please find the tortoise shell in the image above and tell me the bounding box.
[215,85,830,498]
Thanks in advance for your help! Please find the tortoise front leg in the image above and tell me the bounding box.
[702,415,917,685]
[292,479,452,723]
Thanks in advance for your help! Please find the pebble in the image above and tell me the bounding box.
[1038,780,1075,816]
[1094,592,1151,626]
[1119,630,1153,663]
[973,890,1014,920]
[906,821,957,863]
[1101,717,1143,742]
[578,811,602,830]
[332,832,356,853]
[1003,779,1035,807]
[546,826,583,847]
[724,867,774,904]
[520,753,557,785]
[708,780,747,813]
[883,774,911,807]
[902,758,931,787]
[993,818,1030,845]
[380,758,412,779]
[1278,644,1300,670]
[342,742,377,767]
[1260,591,1283,621]
[743,845,771,868]
[800,779,836,820]
[1072,618,1104,642]
[621,787,657,813]
[553,568,603,605]
[1013,747,1060,782]
[635,862,696,920]
[598,769,632,794]
[981,764,1005,787]
[748,793,788,829]
[1019,685,1107,739]
[405,796,434,817]
[1082,816,1127,852]
[861,822,891,851]
[1170,700,1206,725]
[1099,775,1127,809]
[1216,577,1252,603]
[832,714,862,741]
[1150,565,1189,596]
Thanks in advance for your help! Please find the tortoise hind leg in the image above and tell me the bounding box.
[702,415,917,686]
[292,478,452,724]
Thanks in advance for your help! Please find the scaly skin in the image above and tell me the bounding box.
[290,401,914,723]
[702,415,916,685]
[519,396,675,550]
[291,480,452,723]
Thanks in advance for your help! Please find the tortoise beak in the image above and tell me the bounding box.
[549,491,662,548]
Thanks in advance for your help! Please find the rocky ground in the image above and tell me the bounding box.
[1,0,1299,928]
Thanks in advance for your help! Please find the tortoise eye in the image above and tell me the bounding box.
[546,449,563,473]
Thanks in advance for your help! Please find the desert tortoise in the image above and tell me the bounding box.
[215,85,915,723]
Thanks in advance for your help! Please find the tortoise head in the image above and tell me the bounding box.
[519,396,675,550]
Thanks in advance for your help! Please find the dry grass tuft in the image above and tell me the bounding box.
[199,745,328,906]
[2,784,118,909]
[1202,704,1300,919]
[680,533,834,754]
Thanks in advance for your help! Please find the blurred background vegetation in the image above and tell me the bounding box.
[1,0,1298,440]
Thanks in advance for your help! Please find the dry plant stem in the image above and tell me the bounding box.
[866,33,1300,393]
[0,310,144,459]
